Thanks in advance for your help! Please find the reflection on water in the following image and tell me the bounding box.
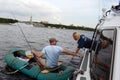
[0,23,93,80]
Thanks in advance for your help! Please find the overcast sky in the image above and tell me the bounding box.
[0,0,119,28]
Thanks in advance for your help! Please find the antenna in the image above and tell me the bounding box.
[119,0,120,6]
[102,8,107,16]
[98,0,101,21]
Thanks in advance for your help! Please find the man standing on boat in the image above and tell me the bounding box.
[70,32,92,60]
[32,38,80,69]
[71,32,101,60]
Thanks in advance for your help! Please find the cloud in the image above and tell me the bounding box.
[0,0,119,27]
[0,0,62,23]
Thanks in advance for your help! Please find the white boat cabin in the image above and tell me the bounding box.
[76,4,120,80]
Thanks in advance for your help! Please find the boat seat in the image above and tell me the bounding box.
[41,65,62,74]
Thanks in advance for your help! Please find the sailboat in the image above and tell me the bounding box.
[75,1,120,80]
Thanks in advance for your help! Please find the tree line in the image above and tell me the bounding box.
[40,22,94,31]
[0,17,18,23]
[0,17,94,31]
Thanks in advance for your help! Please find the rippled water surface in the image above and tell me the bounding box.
[0,23,93,80]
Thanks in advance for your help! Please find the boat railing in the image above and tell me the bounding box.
[75,48,91,80]
[74,48,90,75]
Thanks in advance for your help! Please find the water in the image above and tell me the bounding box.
[0,23,93,80]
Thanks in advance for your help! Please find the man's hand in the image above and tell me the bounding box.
[69,56,74,61]
[79,53,84,58]
[69,53,84,61]
[31,49,37,58]
[69,52,78,60]
[31,50,36,54]
[74,53,84,58]
[31,50,44,58]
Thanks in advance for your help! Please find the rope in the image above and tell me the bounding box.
[4,63,29,75]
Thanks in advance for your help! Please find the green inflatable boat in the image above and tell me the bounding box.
[4,48,75,80]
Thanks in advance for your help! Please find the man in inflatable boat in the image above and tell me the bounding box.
[31,38,80,73]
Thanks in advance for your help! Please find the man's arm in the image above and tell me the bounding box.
[69,48,80,60]
[62,49,79,57]
[31,50,44,58]
[31,50,45,69]
[75,48,80,54]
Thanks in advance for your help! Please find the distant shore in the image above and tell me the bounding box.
[0,17,94,31]
[0,17,18,23]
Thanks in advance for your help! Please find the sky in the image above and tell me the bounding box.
[0,0,119,28]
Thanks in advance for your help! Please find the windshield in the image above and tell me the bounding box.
[90,29,114,80]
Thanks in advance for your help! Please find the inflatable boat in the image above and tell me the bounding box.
[5,48,75,80]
